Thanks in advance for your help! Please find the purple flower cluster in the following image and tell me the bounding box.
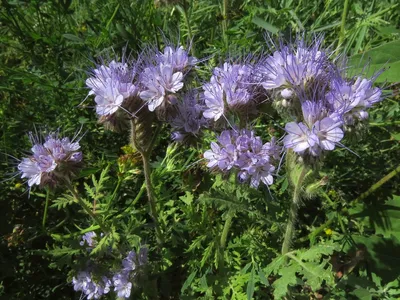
[139,45,197,111]
[169,91,208,142]
[18,132,82,188]
[283,100,344,156]
[72,272,112,299]
[72,247,148,299]
[86,59,137,116]
[258,36,384,158]
[258,37,328,99]
[204,129,281,188]
[327,76,382,125]
[203,62,255,121]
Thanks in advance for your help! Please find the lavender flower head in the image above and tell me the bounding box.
[169,91,208,142]
[86,57,138,117]
[72,246,148,299]
[112,272,132,298]
[139,44,197,112]
[80,231,99,249]
[204,129,281,188]
[203,62,256,121]
[258,36,329,100]
[18,131,83,188]
[72,271,111,299]
[326,75,383,125]
[283,99,344,157]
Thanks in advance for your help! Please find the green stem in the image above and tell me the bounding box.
[370,121,400,127]
[282,154,307,255]
[353,164,400,204]
[142,153,164,245]
[178,4,196,57]
[129,119,163,245]
[338,0,350,48]
[222,0,229,49]
[68,184,109,234]
[220,212,234,249]
[42,188,50,230]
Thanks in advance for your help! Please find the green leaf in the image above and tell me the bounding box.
[348,235,400,283]
[181,271,197,294]
[258,268,269,286]
[246,264,255,300]
[352,288,372,300]
[252,16,279,34]
[348,40,400,82]
[180,191,194,205]
[62,34,84,43]
[273,264,298,299]
[350,195,400,240]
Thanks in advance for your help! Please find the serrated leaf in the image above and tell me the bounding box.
[298,241,339,261]
[180,191,194,205]
[273,264,298,299]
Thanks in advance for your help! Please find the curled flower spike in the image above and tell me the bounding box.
[169,91,208,142]
[327,74,383,126]
[283,100,344,157]
[258,35,330,100]
[18,131,83,188]
[86,56,138,117]
[202,62,257,121]
[204,129,281,188]
[139,44,197,112]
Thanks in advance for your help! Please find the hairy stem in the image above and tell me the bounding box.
[282,152,307,255]
[42,188,50,230]
[129,119,164,245]
[220,211,234,250]
[142,152,164,245]
[338,0,349,48]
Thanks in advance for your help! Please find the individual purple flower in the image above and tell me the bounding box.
[283,100,344,156]
[327,75,383,125]
[122,251,137,272]
[18,131,83,188]
[204,130,238,171]
[204,129,281,188]
[157,45,197,71]
[113,272,132,298]
[169,91,208,141]
[80,231,97,247]
[202,62,256,121]
[86,58,138,117]
[139,63,184,111]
